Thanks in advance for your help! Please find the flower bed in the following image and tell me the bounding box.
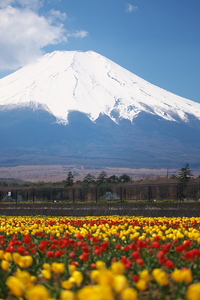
[0,215,200,300]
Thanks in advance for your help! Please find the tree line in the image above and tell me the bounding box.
[65,170,132,187]
[0,164,199,190]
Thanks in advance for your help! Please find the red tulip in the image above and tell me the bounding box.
[133,275,140,282]
[69,252,76,259]
[165,260,175,269]
[131,251,140,260]
[47,251,55,258]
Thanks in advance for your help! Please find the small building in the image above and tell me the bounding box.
[100,192,120,201]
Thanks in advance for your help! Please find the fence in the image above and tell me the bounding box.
[0,202,200,217]
[1,182,200,203]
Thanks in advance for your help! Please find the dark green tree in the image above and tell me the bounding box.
[65,171,74,187]
[108,175,119,184]
[83,173,96,186]
[178,164,193,201]
[96,171,108,185]
[178,164,193,183]
[119,173,132,183]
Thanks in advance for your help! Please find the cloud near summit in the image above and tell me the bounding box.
[125,3,138,13]
[0,0,88,71]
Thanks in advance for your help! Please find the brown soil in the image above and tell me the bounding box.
[0,165,179,183]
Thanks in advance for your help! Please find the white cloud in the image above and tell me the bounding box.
[67,30,88,38]
[0,0,43,10]
[16,0,44,10]
[125,3,138,13]
[49,9,67,22]
[0,0,14,8]
[0,1,88,71]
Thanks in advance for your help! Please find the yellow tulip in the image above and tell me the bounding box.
[18,256,33,268]
[77,285,115,300]
[30,275,37,284]
[16,269,35,289]
[98,270,114,286]
[1,260,10,271]
[61,279,75,290]
[42,269,52,279]
[172,269,193,284]
[51,262,65,274]
[186,283,200,300]
[60,290,76,300]
[152,268,161,279]
[121,287,138,300]
[0,250,4,259]
[43,263,51,271]
[6,276,25,297]
[3,252,12,262]
[69,264,76,274]
[13,252,21,264]
[136,279,148,291]
[90,270,100,282]
[26,285,50,300]
[140,269,151,283]
[113,275,129,293]
[96,260,106,270]
[72,271,84,285]
[172,269,183,283]
[111,261,125,275]
[152,269,169,286]
[182,269,193,284]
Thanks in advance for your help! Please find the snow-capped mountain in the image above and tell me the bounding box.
[0,50,200,124]
[0,50,200,169]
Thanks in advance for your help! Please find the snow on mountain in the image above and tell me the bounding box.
[0,50,200,124]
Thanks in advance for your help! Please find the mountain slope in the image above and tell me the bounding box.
[0,50,200,169]
[0,50,200,124]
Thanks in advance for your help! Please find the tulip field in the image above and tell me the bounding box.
[0,215,200,300]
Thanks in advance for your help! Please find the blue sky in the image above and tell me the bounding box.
[0,0,200,103]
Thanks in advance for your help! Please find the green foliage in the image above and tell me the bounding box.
[107,175,119,184]
[96,171,108,185]
[98,199,127,204]
[178,164,193,183]
[119,173,132,183]
[177,164,193,200]
[65,171,74,187]
[82,173,96,186]
[95,171,132,185]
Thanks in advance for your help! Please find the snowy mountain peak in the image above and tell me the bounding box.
[0,50,200,124]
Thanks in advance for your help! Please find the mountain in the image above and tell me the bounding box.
[0,50,200,169]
